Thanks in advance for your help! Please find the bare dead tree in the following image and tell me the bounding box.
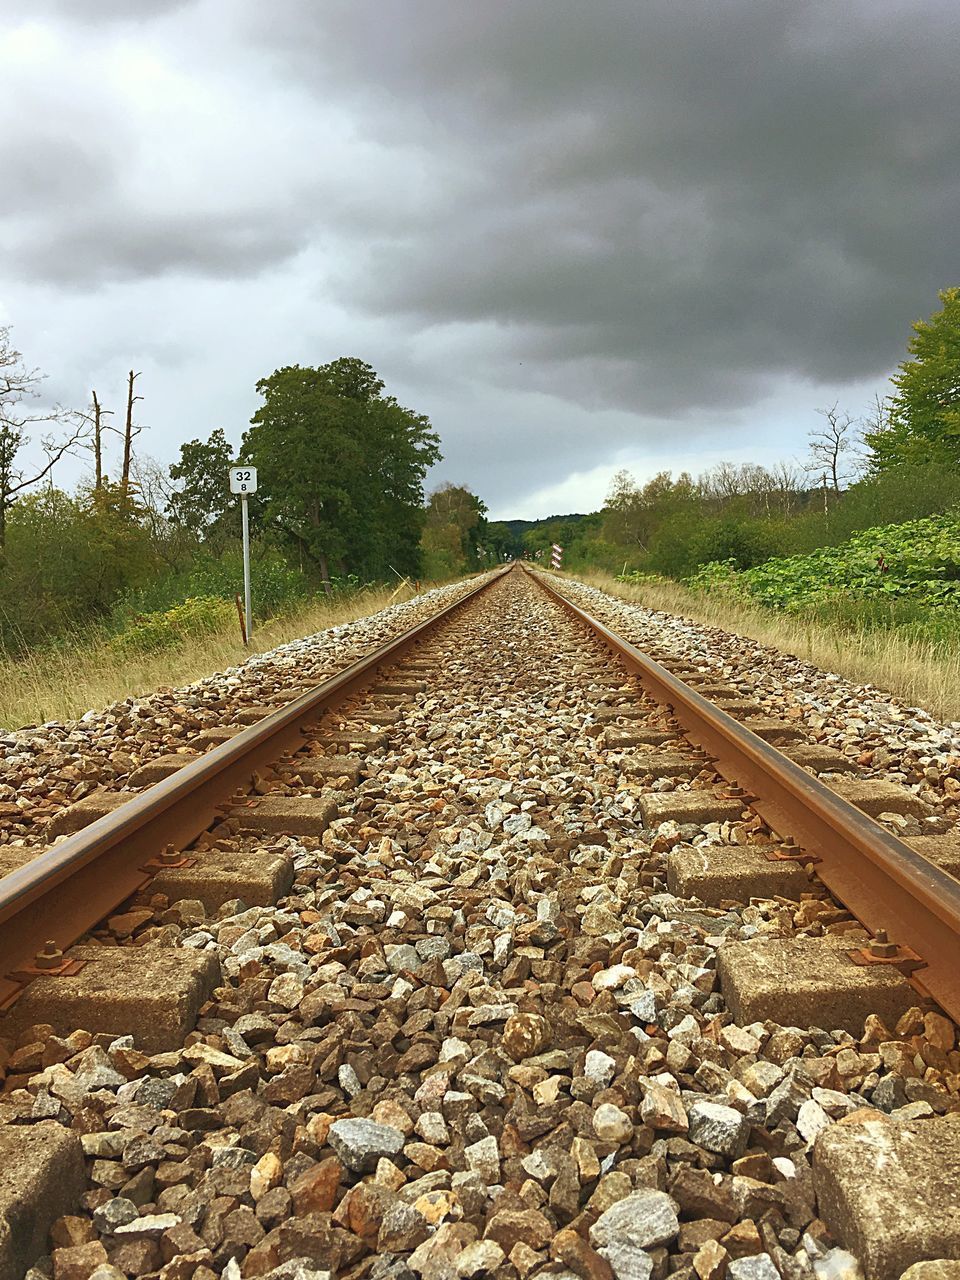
[92,391,108,490]
[121,370,144,495]
[808,404,859,493]
[0,326,90,548]
[74,391,120,491]
[768,460,804,516]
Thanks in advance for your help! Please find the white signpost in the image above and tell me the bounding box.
[551,542,563,570]
[229,466,257,643]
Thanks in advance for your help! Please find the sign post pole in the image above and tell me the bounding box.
[240,491,252,644]
[229,466,258,646]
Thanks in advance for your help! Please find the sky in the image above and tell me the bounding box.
[1,1,958,521]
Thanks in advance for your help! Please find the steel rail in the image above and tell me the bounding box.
[528,565,960,1021]
[0,568,509,1009]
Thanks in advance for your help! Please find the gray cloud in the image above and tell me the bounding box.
[2,0,958,514]
[6,0,191,18]
[7,208,316,286]
[246,0,960,414]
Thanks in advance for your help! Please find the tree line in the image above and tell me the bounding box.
[0,346,492,654]
[541,287,960,578]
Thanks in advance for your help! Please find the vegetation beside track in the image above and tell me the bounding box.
[679,512,960,632]
[574,568,960,724]
[0,581,434,730]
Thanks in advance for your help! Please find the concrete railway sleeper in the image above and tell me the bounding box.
[0,566,957,1280]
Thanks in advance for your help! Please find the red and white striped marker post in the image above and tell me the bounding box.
[551,543,563,570]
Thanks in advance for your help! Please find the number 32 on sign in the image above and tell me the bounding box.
[229,467,258,494]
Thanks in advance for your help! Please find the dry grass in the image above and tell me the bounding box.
[0,584,413,731]
[572,570,960,724]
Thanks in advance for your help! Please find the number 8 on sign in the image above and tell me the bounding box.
[229,466,258,494]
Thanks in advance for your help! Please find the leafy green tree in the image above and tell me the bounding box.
[602,470,697,556]
[0,484,163,651]
[242,357,440,585]
[865,287,960,469]
[484,521,522,561]
[167,428,236,539]
[422,483,487,575]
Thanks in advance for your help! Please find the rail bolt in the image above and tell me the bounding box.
[35,940,64,969]
[158,844,181,865]
[868,929,899,959]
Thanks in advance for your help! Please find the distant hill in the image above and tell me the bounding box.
[483,511,601,561]
[498,513,592,536]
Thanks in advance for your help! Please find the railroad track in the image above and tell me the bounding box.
[0,564,958,1280]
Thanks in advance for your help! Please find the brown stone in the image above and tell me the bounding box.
[720,1220,762,1259]
[694,1239,729,1280]
[640,1081,689,1133]
[501,1013,551,1061]
[290,1157,343,1215]
[484,1208,554,1252]
[669,1167,737,1224]
[52,1240,109,1280]
[50,1217,97,1250]
[550,1227,615,1280]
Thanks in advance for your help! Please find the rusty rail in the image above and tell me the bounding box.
[0,569,508,1010]
[529,566,960,1022]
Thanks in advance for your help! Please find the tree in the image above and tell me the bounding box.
[167,428,236,538]
[74,390,121,492]
[121,370,143,494]
[422,483,487,576]
[0,327,88,548]
[807,404,858,493]
[242,357,440,586]
[602,469,696,552]
[865,287,960,469]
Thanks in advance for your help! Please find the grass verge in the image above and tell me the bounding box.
[0,584,413,731]
[572,570,960,724]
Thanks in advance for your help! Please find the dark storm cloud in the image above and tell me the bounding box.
[244,0,960,414]
[3,0,959,515]
[8,206,316,286]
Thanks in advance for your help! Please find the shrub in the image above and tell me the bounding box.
[682,511,960,638]
[110,595,235,655]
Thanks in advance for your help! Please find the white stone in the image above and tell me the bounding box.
[796,1098,833,1144]
[593,1102,634,1144]
[728,1257,781,1280]
[592,964,636,991]
[590,1190,680,1277]
[464,1134,500,1184]
[584,1050,617,1085]
[812,1250,864,1280]
[687,1101,749,1158]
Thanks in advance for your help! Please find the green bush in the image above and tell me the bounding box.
[644,512,785,578]
[114,545,312,624]
[684,511,960,637]
[110,595,235,655]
